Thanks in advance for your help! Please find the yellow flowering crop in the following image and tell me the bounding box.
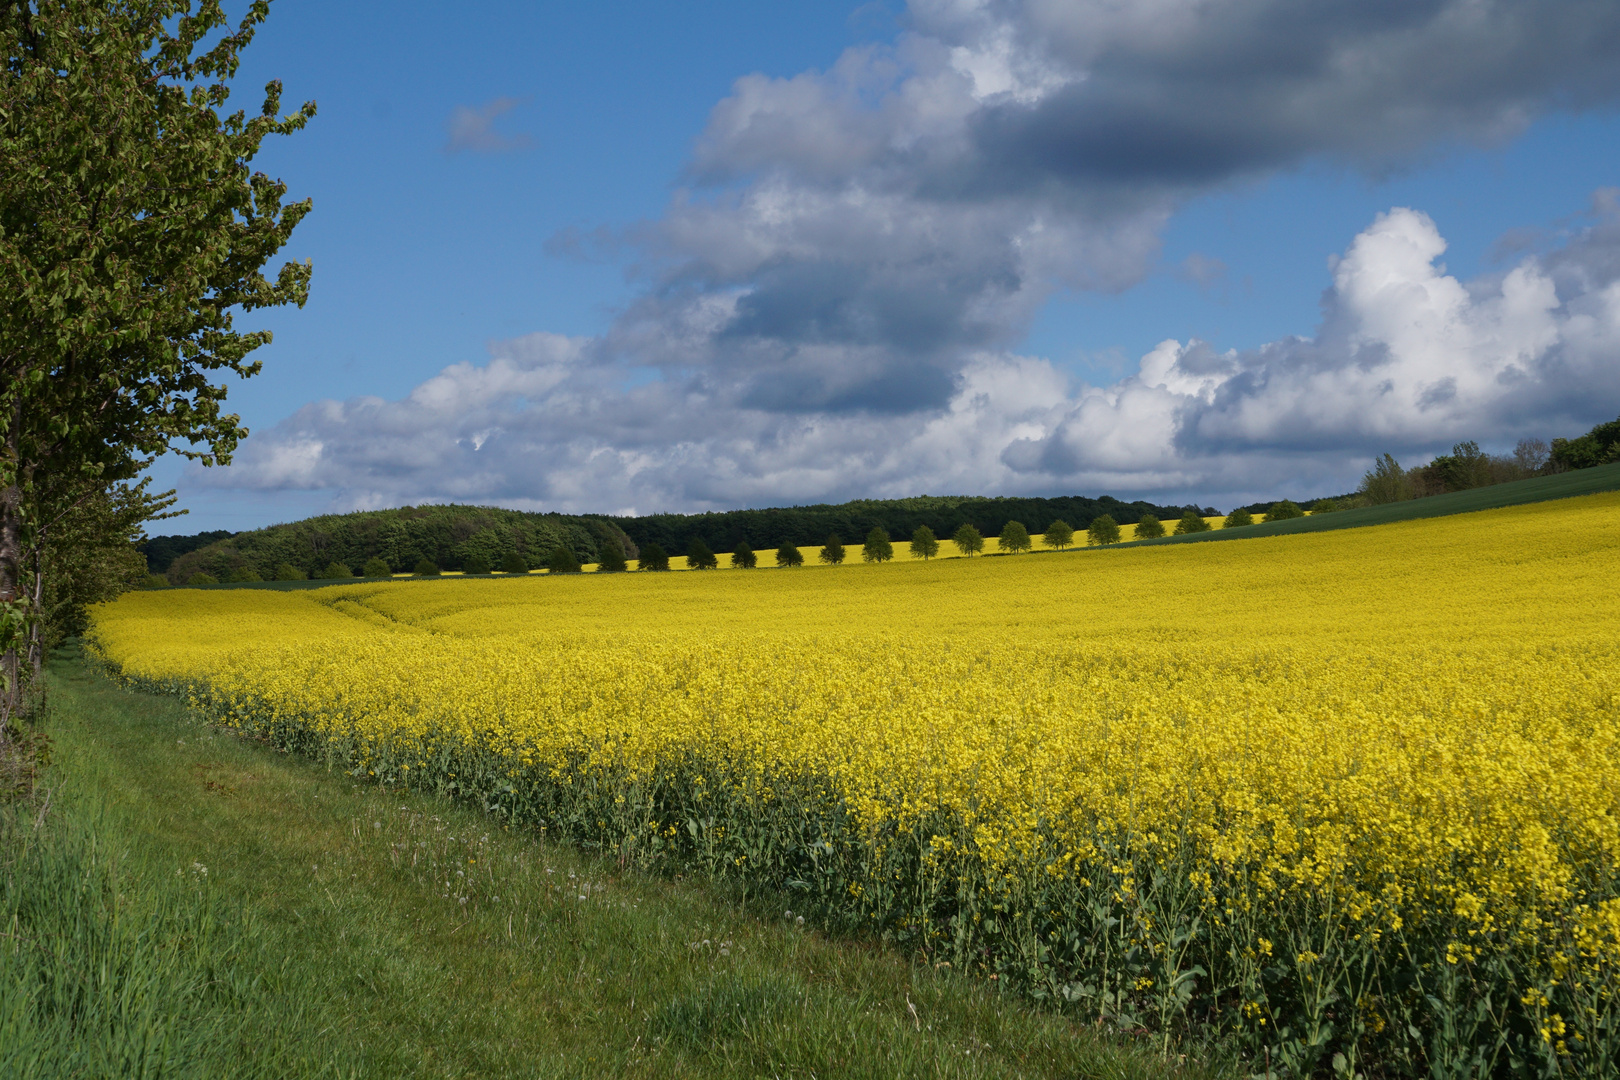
[90,492,1620,1077]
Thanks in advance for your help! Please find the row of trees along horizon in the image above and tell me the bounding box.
[144,417,1620,587]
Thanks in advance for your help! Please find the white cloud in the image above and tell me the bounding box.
[205,205,1620,512]
[195,2,1620,514]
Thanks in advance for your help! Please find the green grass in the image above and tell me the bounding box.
[1,647,1225,1079]
[1123,461,1620,548]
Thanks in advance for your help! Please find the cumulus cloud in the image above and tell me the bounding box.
[444,97,533,154]
[208,204,1620,512]
[200,2,1620,512]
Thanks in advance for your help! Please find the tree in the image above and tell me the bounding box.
[730,543,757,569]
[1,1,315,725]
[687,538,718,570]
[273,562,306,581]
[321,561,353,579]
[187,571,218,586]
[638,542,670,571]
[1222,508,1254,528]
[1174,511,1211,535]
[1133,514,1165,539]
[1359,453,1413,504]
[597,543,628,572]
[413,558,440,576]
[225,566,262,583]
[775,544,803,568]
[1087,515,1120,546]
[999,520,1031,553]
[1043,519,1074,551]
[819,534,846,565]
[1263,500,1303,523]
[500,551,528,575]
[952,523,983,557]
[37,480,173,653]
[363,556,392,578]
[546,546,580,574]
[909,525,938,560]
[862,527,893,563]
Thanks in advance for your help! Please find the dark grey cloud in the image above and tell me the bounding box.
[202,3,1620,513]
[209,202,1620,514]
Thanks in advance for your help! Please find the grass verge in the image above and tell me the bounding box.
[1,646,1225,1079]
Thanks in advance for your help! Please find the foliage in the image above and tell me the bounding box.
[1222,508,1254,528]
[272,562,306,582]
[411,559,439,577]
[89,490,1620,1079]
[499,551,528,575]
[608,492,1187,558]
[597,543,628,573]
[729,544,756,570]
[908,525,938,561]
[1173,511,1210,535]
[862,528,893,564]
[1309,498,1341,514]
[1133,514,1164,539]
[952,524,984,557]
[638,543,670,572]
[1551,415,1620,471]
[818,535,846,566]
[160,503,635,583]
[36,480,176,651]
[998,521,1031,553]
[1086,515,1120,545]
[546,547,580,574]
[225,566,262,583]
[0,0,317,723]
[140,529,234,574]
[1262,500,1303,522]
[186,572,218,586]
[1360,453,1415,505]
[775,544,804,568]
[460,556,489,576]
[363,557,392,579]
[1042,520,1074,550]
[320,562,353,580]
[686,538,718,571]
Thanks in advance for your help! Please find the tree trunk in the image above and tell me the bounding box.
[0,472,21,734]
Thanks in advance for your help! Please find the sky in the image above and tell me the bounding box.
[158,0,1620,531]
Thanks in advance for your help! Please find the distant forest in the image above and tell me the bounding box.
[143,413,1620,580]
[604,493,1204,559]
[144,492,1203,580]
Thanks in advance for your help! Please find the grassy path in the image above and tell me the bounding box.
[6,648,1222,1079]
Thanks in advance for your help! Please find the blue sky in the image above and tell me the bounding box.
[162,0,1620,531]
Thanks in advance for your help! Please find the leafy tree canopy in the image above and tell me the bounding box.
[998,520,1031,553]
[1043,520,1074,550]
[862,527,893,563]
[1087,515,1120,546]
[819,534,846,566]
[952,523,983,557]
[909,525,938,560]
[775,544,803,568]
[730,543,756,569]
[1133,514,1164,539]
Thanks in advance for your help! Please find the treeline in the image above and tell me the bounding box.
[1237,414,1620,516]
[147,492,1204,581]
[155,505,637,584]
[606,493,1204,559]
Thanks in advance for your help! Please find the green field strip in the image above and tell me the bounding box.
[1117,461,1620,548]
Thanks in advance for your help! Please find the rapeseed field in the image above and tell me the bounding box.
[90,492,1620,1077]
